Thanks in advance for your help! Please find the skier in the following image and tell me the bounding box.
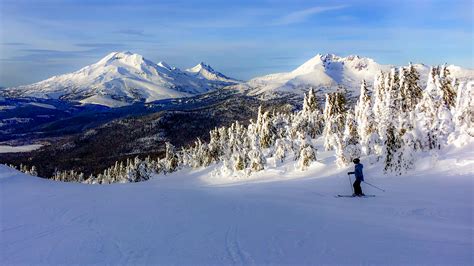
[347,158,365,197]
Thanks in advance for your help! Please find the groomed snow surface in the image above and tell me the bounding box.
[1,141,473,265]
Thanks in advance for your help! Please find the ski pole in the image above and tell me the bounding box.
[348,174,354,193]
[363,181,385,192]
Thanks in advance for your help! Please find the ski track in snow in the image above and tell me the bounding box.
[1,145,473,265]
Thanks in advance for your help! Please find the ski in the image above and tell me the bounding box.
[336,195,376,198]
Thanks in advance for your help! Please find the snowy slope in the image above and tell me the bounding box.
[1,139,473,265]
[239,54,474,99]
[1,52,240,107]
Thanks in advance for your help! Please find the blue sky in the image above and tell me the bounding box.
[0,0,472,87]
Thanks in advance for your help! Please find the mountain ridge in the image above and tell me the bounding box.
[2,52,473,106]
[236,53,474,99]
[1,51,240,107]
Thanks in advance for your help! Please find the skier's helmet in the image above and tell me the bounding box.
[353,158,360,164]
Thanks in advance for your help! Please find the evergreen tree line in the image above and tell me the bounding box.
[12,64,473,183]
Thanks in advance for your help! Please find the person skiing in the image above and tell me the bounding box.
[347,158,365,197]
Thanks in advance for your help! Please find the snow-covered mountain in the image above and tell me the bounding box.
[3,52,472,106]
[237,54,474,98]
[186,62,239,83]
[1,52,240,107]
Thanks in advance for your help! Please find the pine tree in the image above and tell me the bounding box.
[273,138,288,165]
[322,92,346,151]
[402,64,423,112]
[255,106,274,148]
[29,166,38,176]
[300,87,324,138]
[452,80,474,138]
[296,134,317,170]
[398,128,417,173]
[384,124,402,174]
[248,135,265,172]
[232,149,246,171]
[355,80,379,155]
[438,65,457,108]
[303,87,318,113]
[338,110,361,166]
[415,67,454,150]
[163,142,179,173]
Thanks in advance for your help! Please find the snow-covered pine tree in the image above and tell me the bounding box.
[248,134,265,172]
[272,112,291,140]
[163,142,179,173]
[225,121,248,173]
[28,165,38,176]
[255,106,274,148]
[384,124,402,174]
[296,133,317,170]
[378,68,405,173]
[415,67,455,150]
[397,127,417,173]
[231,148,246,171]
[300,87,324,138]
[208,127,222,163]
[125,158,138,182]
[402,63,423,112]
[373,71,388,142]
[438,65,457,108]
[355,80,379,156]
[337,110,361,166]
[303,87,318,113]
[322,92,347,151]
[136,157,151,182]
[394,66,421,172]
[273,138,288,165]
[451,81,474,139]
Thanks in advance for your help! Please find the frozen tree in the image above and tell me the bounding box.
[397,129,417,173]
[322,92,347,151]
[383,124,402,174]
[255,106,274,148]
[401,64,423,112]
[338,110,361,166]
[355,80,379,155]
[373,71,387,118]
[163,142,179,173]
[29,165,38,176]
[296,134,317,170]
[208,127,223,163]
[299,87,324,138]
[231,149,246,171]
[248,135,265,172]
[273,138,288,165]
[136,158,151,181]
[452,81,474,138]
[438,65,457,108]
[415,67,455,150]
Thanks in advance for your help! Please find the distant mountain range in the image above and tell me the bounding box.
[2,52,473,107]
[1,52,240,107]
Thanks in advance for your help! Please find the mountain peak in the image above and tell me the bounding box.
[157,61,172,70]
[188,62,215,73]
[96,51,147,68]
[291,53,377,75]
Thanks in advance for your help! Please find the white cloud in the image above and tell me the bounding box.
[275,5,349,25]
